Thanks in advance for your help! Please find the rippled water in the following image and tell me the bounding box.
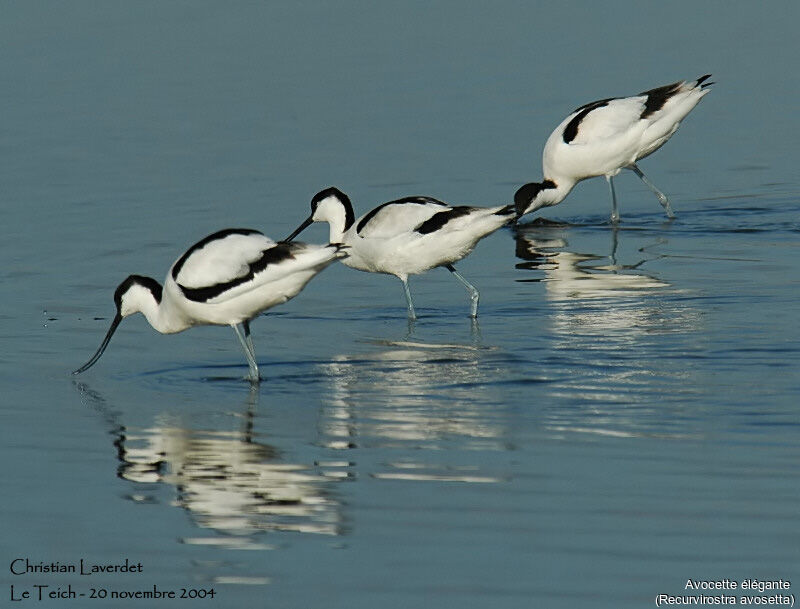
[2,2,799,608]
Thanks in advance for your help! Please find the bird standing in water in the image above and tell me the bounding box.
[285,187,515,319]
[515,74,713,223]
[73,228,346,382]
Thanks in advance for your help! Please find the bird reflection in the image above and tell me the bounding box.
[316,337,510,484]
[75,384,344,546]
[514,220,668,298]
[513,218,690,345]
[512,220,702,436]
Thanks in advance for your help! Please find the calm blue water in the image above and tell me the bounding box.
[2,2,799,607]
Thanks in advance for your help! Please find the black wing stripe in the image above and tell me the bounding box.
[178,242,298,303]
[572,96,616,114]
[415,206,474,235]
[639,80,682,118]
[356,197,447,234]
[563,99,612,144]
[171,228,262,281]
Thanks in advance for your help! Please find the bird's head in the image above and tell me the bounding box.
[73,275,162,375]
[114,275,163,318]
[285,186,354,242]
[514,180,559,218]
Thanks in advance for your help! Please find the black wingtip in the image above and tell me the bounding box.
[495,203,517,219]
[696,74,714,88]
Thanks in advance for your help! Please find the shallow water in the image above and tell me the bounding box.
[2,2,799,608]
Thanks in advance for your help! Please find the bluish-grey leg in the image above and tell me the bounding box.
[610,225,619,266]
[606,175,619,224]
[470,316,481,339]
[446,264,479,318]
[400,277,417,320]
[406,316,416,338]
[233,323,260,383]
[243,320,256,362]
[630,163,674,218]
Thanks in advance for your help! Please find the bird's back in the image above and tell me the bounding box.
[543,75,712,179]
[165,230,344,324]
[352,198,452,239]
[346,202,513,276]
[637,77,711,158]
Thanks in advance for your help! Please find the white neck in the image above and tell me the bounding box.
[122,283,188,334]
[541,180,573,207]
[326,216,347,244]
[313,197,352,243]
[520,179,575,216]
[139,299,175,334]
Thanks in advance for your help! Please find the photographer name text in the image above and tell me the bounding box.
[10,558,142,576]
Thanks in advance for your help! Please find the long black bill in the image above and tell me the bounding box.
[73,313,123,375]
[283,216,314,243]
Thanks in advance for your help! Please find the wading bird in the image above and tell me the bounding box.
[285,187,515,319]
[515,74,713,223]
[74,229,346,382]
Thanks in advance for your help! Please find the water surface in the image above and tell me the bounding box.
[2,2,799,608]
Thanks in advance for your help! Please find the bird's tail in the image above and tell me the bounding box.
[494,203,518,222]
[329,243,350,259]
[695,74,714,89]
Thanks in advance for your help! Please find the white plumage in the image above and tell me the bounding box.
[174,232,269,292]
[516,74,713,223]
[285,187,516,319]
[74,228,346,382]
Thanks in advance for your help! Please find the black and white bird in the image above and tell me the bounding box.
[73,229,346,382]
[515,74,713,223]
[285,187,516,319]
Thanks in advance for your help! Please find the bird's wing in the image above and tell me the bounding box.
[247,242,344,285]
[171,229,274,289]
[173,232,342,304]
[355,197,452,238]
[564,96,647,145]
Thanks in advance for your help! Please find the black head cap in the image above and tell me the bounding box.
[514,180,556,217]
[310,186,355,231]
[114,275,163,310]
